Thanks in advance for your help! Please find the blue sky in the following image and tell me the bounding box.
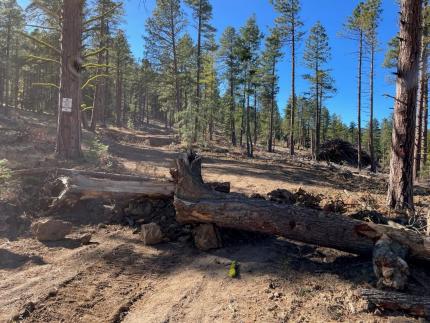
[18,0,399,124]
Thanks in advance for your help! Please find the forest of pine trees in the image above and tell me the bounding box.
[0,0,429,208]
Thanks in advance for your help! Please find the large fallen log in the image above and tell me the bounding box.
[12,167,152,182]
[49,170,230,208]
[51,174,175,208]
[358,289,430,318]
[173,153,430,265]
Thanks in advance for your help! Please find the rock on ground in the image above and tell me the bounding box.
[192,224,221,251]
[31,219,73,241]
[140,223,163,245]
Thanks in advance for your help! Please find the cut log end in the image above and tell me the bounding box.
[373,234,410,290]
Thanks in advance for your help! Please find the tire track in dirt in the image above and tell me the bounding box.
[2,229,186,323]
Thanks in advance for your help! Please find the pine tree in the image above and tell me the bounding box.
[0,0,24,108]
[363,0,382,173]
[113,30,132,127]
[344,2,368,171]
[185,0,215,142]
[238,15,262,158]
[219,27,240,146]
[271,0,304,156]
[88,0,122,130]
[261,28,283,152]
[144,0,186,117]
[303,21,332,160]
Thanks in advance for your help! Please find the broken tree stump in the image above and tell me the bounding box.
[359,289,430,318]
[173,153,430,265]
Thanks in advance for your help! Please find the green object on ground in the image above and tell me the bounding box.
[228,261,238,278]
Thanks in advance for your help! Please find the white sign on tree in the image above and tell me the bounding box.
[62,98,73,113]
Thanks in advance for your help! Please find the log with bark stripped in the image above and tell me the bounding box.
[48,166,230,209]
[50,174,175,208]
[173,153,430,264]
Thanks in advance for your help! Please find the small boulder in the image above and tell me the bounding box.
[140,223,163,245]
[79,233,92,245]
[32,219,72,241]
[193,224,222,251]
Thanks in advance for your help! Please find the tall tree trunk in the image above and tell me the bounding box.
[357,30,363,172]
[5,14,12,108]
[370,42,376,173]
[414,19,428,181]
[387,0,422,211]
[289,18,296,156]
[240,71,247,147]
[100,22,110,128]
[246,78,253,158]
[13,38,20,109]
[229,73,236,146]
[422,78,429,170]
[90,1,107,131]
[115,60,122,127]
[170,1,181,115]
[314,63,320,160]
[268,60,276,153]
[56,0,83,159]
[193,0,203,142]
[0,61,4,107]
[253,84,258,145]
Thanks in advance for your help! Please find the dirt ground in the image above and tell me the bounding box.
[1,108,430,323]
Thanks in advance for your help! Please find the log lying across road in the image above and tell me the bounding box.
[173,153,430,265]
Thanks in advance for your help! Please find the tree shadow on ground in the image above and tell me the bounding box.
[41,238,98,250]
[0,249,45,270]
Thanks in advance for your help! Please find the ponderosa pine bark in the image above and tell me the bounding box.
[387,0,422,210]
[56,0,83,159]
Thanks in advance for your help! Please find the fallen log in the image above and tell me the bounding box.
[49,169,230,208]
[12,167,152,182]
[51,174,175,207]
[173,153,430,264]
[358,289,430,318]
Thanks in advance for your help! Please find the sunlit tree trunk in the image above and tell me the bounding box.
[268,61,276,152]
[290,18,296,156]
[414,14,428,181]
[357,30,363,171]
[387,0,422,211]
[369,41,376,173]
